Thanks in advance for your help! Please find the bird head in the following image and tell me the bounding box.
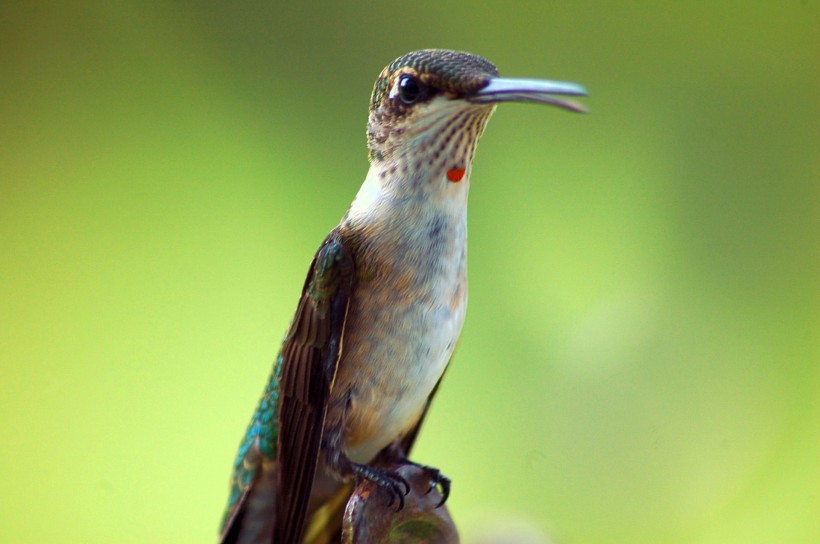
[366,49,587,178]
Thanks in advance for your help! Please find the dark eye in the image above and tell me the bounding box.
[397,74,424,104]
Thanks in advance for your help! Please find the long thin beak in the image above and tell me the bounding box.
[468,77,588,113]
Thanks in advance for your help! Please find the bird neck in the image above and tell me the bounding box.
[345,155,470,234]
[342,160,470,296]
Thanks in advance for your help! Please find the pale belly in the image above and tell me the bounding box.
[333,273,467,464]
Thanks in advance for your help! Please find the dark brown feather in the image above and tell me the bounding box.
[274,230,355,543]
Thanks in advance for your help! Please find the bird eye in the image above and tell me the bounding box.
[397,74,424,104]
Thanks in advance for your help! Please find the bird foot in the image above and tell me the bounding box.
[348,462,411,512]
[401,461,451,507]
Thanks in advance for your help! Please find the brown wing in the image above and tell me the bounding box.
[274,230,355,543]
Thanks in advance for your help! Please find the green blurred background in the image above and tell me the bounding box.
[1,2,817,543]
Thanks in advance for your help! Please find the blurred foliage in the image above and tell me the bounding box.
[0,1,817,543]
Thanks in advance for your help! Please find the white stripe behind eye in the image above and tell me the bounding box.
[388,79,400,100]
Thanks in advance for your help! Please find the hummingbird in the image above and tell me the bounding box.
[218,49,586,544]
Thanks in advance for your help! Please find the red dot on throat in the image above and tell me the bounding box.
[447,168,466,182]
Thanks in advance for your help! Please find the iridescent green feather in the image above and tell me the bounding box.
[219,354,283,533]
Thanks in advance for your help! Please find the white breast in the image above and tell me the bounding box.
[338,165,470,463]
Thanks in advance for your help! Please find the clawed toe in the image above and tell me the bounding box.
[421,467,451,507]
[402,461,451,507]
[350,462,411,512]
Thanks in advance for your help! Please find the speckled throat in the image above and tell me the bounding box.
[369,103,495,190]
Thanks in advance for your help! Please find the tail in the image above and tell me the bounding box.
[220,461,278,544]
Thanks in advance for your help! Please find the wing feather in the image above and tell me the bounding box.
[274,230,355,543]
